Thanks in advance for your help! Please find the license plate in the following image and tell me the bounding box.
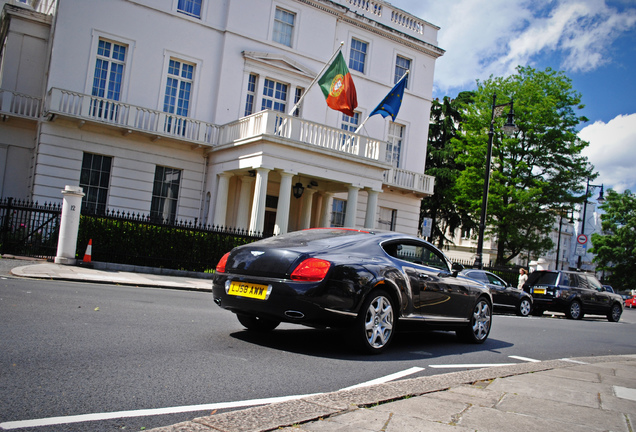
[228,281,271,300]
[533,288,546,295]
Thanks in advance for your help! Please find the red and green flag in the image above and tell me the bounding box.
[318,51,358,116]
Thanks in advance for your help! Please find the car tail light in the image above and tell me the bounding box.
[216,252,230,273]
[290,258,331,282]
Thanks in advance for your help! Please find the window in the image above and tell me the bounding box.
[91,39,127,121]
[331,198,347,227]
[378,207,397,231]
[395,55,411,87]
[261,78,288,113]
[349,39,368,73]
[79,153,112,215]
[150,166,181,223]
[292,87,304,117]
[341,112,359,132]
[244,73,257,116]
[163,59,194,134]
[273,7,295,47]
[391,242,448,271]
[386,122,404,167]
[177,0,202,18]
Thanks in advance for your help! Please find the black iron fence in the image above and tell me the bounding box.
[0,198,262,272]
[0,198,61,258]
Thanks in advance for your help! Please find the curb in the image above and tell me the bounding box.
[147,355,634,432]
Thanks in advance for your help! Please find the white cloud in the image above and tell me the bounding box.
[400,0,636,94]
[579,113,636,193]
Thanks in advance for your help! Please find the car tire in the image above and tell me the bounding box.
[516,298,532,317]
[353,289,396,354]
[607,303,622,322]
[456,297,492,344]
[236,314,280,332]
[566,300,583,320]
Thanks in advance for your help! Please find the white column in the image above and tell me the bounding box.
[344,185,360,228]
[274,171,294,235]
[319,192,334,227]
[300,188,317,229]
[55,185,85,265]
[365,189,381,229]
[249,167,270,235]
[236,176,255,231]
[213,173,233,227]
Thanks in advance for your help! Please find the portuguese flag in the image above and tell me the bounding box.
[318,51,358,116]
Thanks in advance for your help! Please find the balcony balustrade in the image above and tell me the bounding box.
[0,89,42,120]
[35,87,434,195]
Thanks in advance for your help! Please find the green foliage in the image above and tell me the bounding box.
[453,66,594,264]
[590,190,636,290]
[421,93,474,248]
[77,216,259,272]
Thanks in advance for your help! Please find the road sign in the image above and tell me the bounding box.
[421,217,432,237]
[577,234,588,245]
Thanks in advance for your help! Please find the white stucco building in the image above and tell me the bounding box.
[0,0,443,236]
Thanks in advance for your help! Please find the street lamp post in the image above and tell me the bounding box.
[576,177,604,269]
[555,209,574,270]
[474,93,518,269]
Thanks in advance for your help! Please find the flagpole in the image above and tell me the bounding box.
[276,42,345,135]
[354,70,409,135]
[286,41,344,117]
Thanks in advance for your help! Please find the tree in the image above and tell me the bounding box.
[420,92,474,249]
[590,189,636,290]
[454,66,594,265]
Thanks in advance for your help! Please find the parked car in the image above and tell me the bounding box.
[459,269,533,317]
[212,228,493,353]
[523,270,623,322]
[625,295,636,308]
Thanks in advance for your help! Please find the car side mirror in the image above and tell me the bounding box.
[451,262,464,276]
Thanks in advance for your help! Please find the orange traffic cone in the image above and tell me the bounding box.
[83,239,92,263]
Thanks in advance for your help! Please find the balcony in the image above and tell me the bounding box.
[0,89,42,120]
[40,87,434,195]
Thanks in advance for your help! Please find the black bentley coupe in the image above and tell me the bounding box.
[212,228,492,353]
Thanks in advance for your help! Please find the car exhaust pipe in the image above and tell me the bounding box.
[285,310,304,319]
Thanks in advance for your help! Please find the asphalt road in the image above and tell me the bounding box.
[1,260,635,431]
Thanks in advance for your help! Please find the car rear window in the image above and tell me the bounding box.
[527,271,558,286]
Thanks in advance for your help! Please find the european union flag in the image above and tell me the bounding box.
[369,72,408,121]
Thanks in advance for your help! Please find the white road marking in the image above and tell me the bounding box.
[339,366,424,391]
[0,394,317,430]
[0,368,424,430]
[509,355,541,362]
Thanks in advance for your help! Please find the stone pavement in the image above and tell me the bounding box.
[5,257,636,432]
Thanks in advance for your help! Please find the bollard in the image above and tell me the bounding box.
[54,185,85,265]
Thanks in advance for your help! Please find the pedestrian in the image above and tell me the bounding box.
[517,268,528,289]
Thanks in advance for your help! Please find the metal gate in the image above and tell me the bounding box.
[0,198,61,259]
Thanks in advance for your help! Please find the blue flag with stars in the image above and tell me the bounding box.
[369,72,408,121]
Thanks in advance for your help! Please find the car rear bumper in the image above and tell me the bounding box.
[212,277,357,328]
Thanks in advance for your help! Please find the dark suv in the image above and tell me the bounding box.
[523,270,623,322]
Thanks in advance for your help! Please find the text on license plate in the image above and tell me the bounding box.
[228,281,271,300]
[533,288,546,295]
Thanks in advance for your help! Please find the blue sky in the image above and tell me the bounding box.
[390,0,636,193]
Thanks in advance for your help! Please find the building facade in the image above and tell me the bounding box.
[0,0,443,236]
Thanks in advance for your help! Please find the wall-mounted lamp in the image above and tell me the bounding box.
[248,170,256,177]
[293,182,304,198]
